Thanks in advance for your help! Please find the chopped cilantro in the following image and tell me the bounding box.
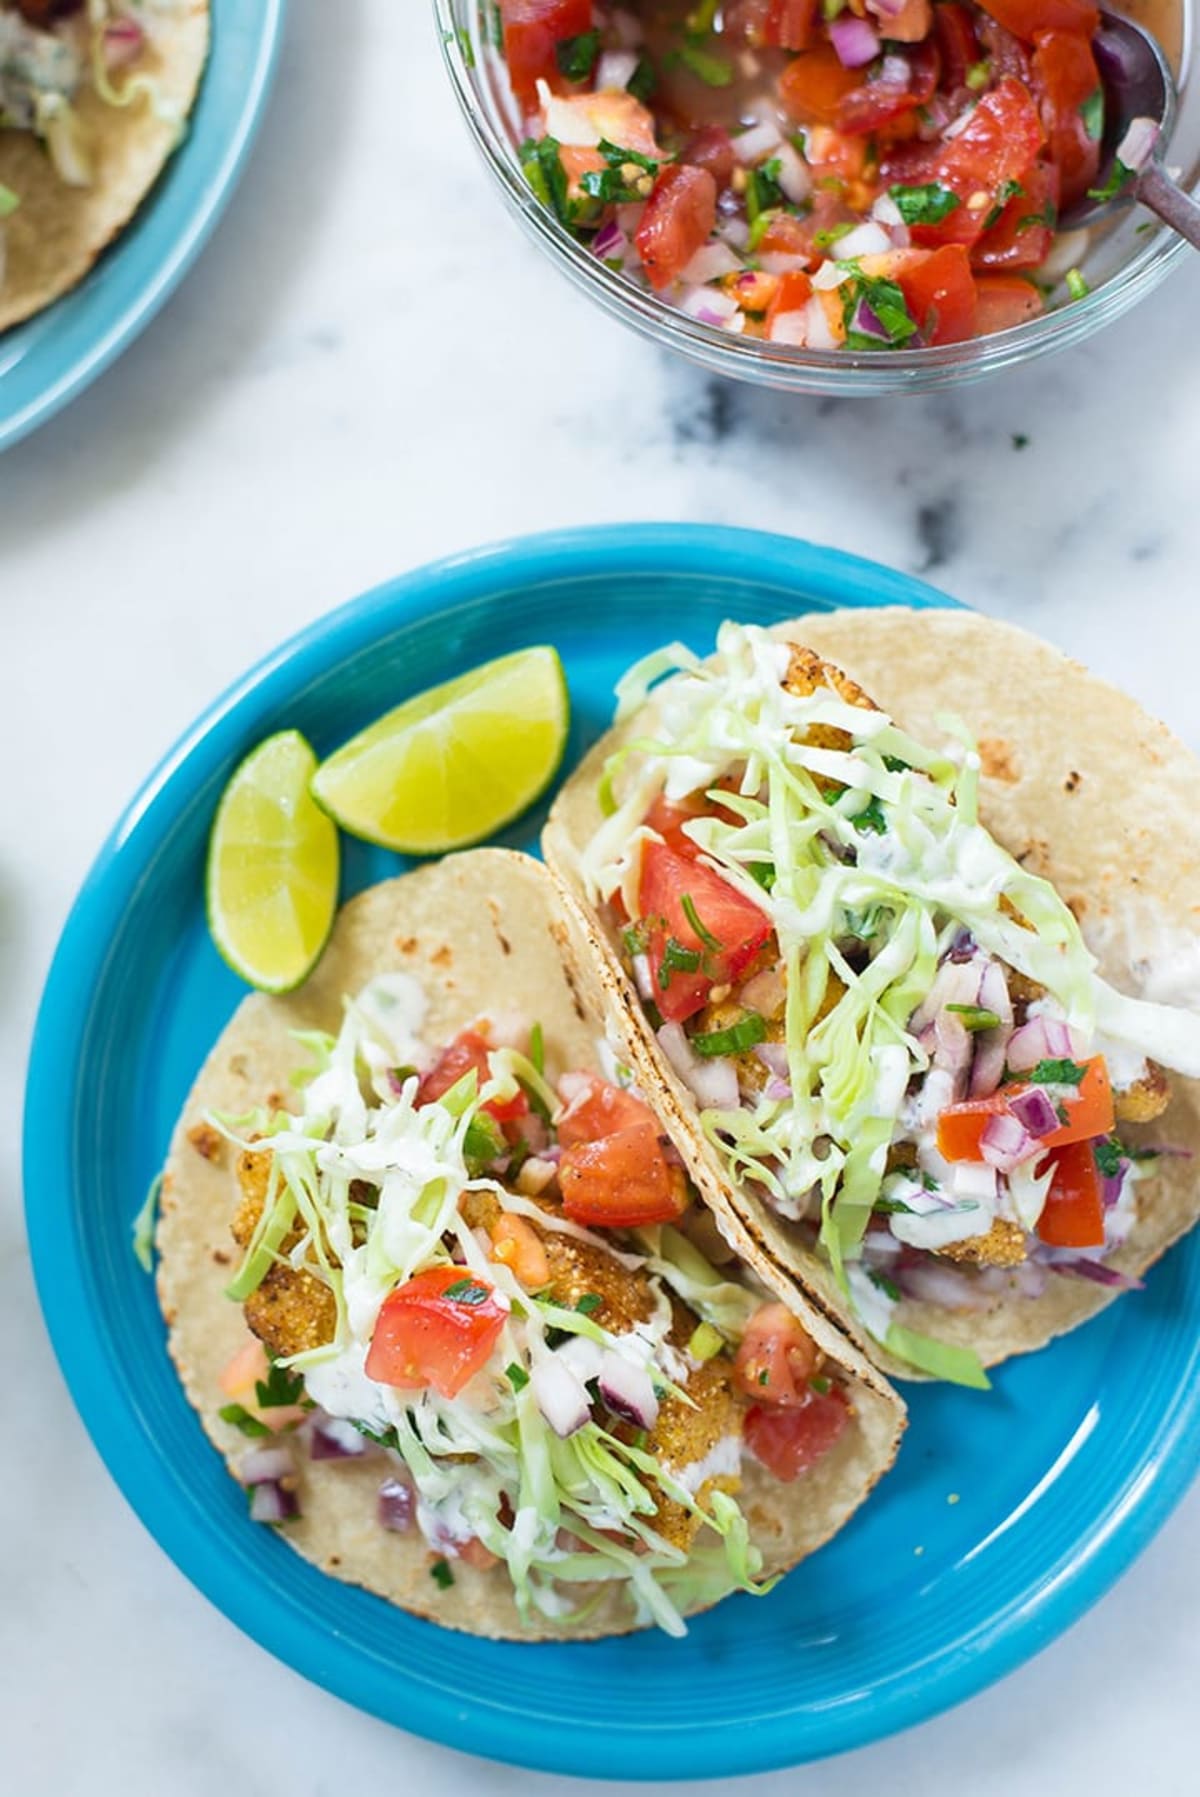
[489,4,503,50]
[1012,432,1029,450]
[556,29,600,83]
[681,893,721,952]
[677,43,733,85]
[506,1361,530,1391]
[1079,86,1104,141]
[659,936,702,988]
[853,794,888,835]
[1065,267,1090,301]
[443,1278,494,1306]
[520,135,571,224]
[219,1403,271,1439]
[622,920,650,958]
[946,1004,1002,1032]
[982,178,1024,232]
[747,861,776,892]
[580,137,660,205]
[464,1111,505,1170]
[840,274,917,351]
[1094,1138,1124,1178]
[691,1012,768,1058]
[809,1374,832,1395]
[882,755,911,774]
[813,220,853,250]
[627,55,657,103]
[745,157,784,223]
[870,1270,902,1303]
[874,1196,914,1216]
[530,1020,545,1077]
[256,1361,306,1409]
[430,1558,455,1590]
[1088,159,1135,203]
[575,1293,603,1316]
[889,182,961,226]
[1029,1058,1088,1087]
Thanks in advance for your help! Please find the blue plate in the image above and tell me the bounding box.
[0,0,285,453]
[24,525,1200,1778]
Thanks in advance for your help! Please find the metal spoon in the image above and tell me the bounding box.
[1060,10,1200,249]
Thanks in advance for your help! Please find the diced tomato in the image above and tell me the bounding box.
[1031,29,1102,208]
[488,1212,551,1288]
[644,792,707,856]
[638,839,773,1023]
[220,1335,269,1399]
[681,125,737,192]
[498,0,593,111]
[744,1388,850,1480]
[977,15,1033,84]
[417,1028,529,1123]
[970,158,1060,269]
[937,1056,1115,1161]
[1036,1138,1106,1247]
[366,1267,508,1398]
[875,0,933,42]
[559,1121,687,1228]
[780,46,862,127]
[766,268,814,329]
[974,271,1044,330]
[933,3,981,92]
[836,40,940,138]
[767,0,821,50]
[882,78,1044,247]
[983,0,1098,42]
[556,1069,659,1147]
[635,163,718,290]
[732,1302,818,1405]
[895,243,977,344]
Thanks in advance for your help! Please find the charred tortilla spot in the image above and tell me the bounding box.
[187,1121,223,1161]
[978,738,1020,783]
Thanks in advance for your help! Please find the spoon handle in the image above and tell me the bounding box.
[1136,161,1200,251]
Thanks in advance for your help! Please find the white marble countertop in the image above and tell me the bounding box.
[4,3,1199,1793]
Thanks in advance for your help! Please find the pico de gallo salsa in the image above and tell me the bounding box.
[215,978,860,1630]
[494,0,1119,347]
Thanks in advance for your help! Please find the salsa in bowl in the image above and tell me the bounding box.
[437,0,1197,391]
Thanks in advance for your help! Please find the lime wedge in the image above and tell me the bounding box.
[311,646,570,854]
[207,730,340,992]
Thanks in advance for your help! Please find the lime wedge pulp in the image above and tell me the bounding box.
[207,730,340,992]
[310,646,570,854]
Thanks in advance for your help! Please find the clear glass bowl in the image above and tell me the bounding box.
[435,0,1198,395]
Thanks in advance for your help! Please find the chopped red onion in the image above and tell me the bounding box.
[740,965,785,1015]
[763,1075,793,1101]
[632,952,655,1001]
[754,1041,789,1079]
[1050,1257,1144,1291]
[598,1350,660,1430]
[1008,1087,1060,1138]
[237,1445,295,1486]
[850,298,890,342]
[932,1010,972,1099]
[656,1022,741,1110]
[979,1110,1038,1173]
[946,929,977,964]
[969,960,1015,1097]
[249,1479,299,1523]
[377,1478,416,1533]
[879,51,911,87]
[596,49,640,91]
[103,18,144,70]
[1116,116,1159,174]
[556,1334,605,1384]
[1100,1161,1128,1209]
[733,120,783,165]
[680,241,743,285]
[516,1154,559,1196]
[532,1356,591,1438]
[309,1415,372,1461]
[829,15,880,66]
[1007,1014,1080,1072]
[592,218,625,260]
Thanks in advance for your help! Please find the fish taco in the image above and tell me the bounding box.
[157,849,903,1640]
[544,610,1200,1386]
[1,1,209,332]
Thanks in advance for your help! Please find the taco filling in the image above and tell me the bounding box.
[0,1,207,327]
[569,622,1200,1382]
[211,974,859,1634]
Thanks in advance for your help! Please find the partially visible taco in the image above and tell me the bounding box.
[0,1,209,332]
[156,849,904,1640]
[544,611,1200,1386]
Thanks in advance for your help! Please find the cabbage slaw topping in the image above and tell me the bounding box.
[219,977,772,1636]
[582,623,1200,1380]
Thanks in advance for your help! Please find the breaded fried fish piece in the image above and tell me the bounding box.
[231,1146,336,1359]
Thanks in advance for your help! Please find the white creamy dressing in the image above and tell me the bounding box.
[675,1433,742,1496]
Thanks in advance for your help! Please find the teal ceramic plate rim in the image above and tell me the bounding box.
[0,0,286,454]
[24,525,1200,1778]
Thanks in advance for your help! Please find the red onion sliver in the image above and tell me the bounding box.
[597,1350,660,1430]
[250,1479,299,1523]
[830,15,880,66]
[377,1478,416,1533]
[309,1415,372,1461]
[979,1110,1038,1173]
[1008,1087,1060,1138]
[237,1445,294,1486]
